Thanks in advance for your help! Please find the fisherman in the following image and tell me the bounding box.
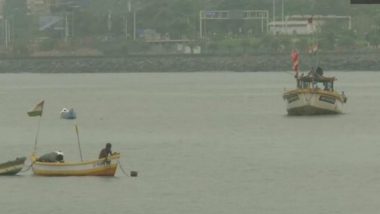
[99,143,112,159]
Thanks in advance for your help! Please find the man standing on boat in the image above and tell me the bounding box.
[99,143,112,159]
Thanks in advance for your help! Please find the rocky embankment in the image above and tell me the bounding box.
[0,52,378,73]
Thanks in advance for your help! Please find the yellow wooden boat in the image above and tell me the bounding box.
[31,153,120,176]
[27,101,122,177]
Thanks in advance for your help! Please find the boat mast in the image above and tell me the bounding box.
[75,124,84,162]
[310,1,320,69]
[313,17,320,69]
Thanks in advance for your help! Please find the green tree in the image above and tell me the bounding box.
[138,0,201,39]
[367,29,380,46]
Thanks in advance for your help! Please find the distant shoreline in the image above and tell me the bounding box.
[0,52,379,73]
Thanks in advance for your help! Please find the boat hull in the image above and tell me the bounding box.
[0,157,27,175]
[283,89,345,115]
[32,154,120,176]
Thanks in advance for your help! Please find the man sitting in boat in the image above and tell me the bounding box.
[99,143,112,159]
[37,151,64,163]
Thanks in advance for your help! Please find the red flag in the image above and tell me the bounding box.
[291,50,300,74]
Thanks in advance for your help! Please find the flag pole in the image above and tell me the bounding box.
[75,124,84,162]
[30,100,45,156]
[33,115,42,155]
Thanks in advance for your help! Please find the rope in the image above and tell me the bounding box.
[20,163,32,173]
[117,160,129,176]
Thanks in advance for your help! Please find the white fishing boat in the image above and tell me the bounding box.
[283,68,347,115]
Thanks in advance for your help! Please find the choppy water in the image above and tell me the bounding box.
[0,71,380,214]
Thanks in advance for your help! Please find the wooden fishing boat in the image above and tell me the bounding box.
[27,100,122,177]
[31,153,120,176]
[0,157,27,175]
[283,69,347,115]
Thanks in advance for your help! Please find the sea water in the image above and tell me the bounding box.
[0,71,380,214]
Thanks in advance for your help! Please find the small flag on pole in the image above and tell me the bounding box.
[291,49,300,75]
[27,100,44,117]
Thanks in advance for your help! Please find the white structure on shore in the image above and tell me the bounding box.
[269,15,352,35]
[269,20,318,35]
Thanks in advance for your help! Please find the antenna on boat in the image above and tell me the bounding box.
[307,2,320,70]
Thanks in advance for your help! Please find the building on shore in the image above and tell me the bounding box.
[269,15,351,35]
[269,20,318,35]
